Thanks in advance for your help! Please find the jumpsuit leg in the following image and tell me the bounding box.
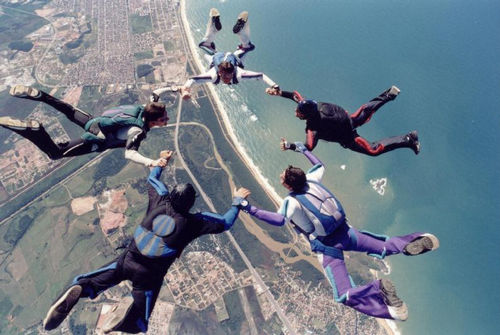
[320,254,394,319]
[199,8,221,54]
[72,253,126,299]
[345,133,418,156]
[349,87,397,128]
[39,91,93,128]
[320,226,424,319]
[233,12,254,62]
[105,252,171,333]
[6,125,95,159]
[344,87,418,156]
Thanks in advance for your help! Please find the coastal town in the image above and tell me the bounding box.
[0,0,389,334]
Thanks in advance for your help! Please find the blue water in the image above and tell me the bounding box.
[186,1,500,334]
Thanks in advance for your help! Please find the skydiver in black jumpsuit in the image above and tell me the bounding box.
[42,151,251,333]
[266,86,420,156]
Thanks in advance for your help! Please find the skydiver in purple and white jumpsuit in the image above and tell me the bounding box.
[152,9,278,101]
[239,140,439,321]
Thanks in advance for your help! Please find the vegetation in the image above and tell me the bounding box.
[163,40,175,51]
[137,64,154,78]
[8,40,33,52]
[134,50,154,60]
[130,14,153,34]
[0,4,48,45]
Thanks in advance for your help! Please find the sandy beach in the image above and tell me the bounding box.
[178,1,397,334]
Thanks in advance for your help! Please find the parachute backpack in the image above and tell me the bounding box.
[82,105,146,143]
[290,180,346,237]
[211,52,242,84]
[134,214,177,258]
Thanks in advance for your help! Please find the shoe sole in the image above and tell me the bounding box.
[9,85,40,98]
[209,8,220,17]
[380,279,408,321]
[102,296,134,334]
[389,85,400,96]
[210,8,222,31]
[233,11,248,33]
[405,234,439,255]
[0,117,40,130]
[43,285,82,330]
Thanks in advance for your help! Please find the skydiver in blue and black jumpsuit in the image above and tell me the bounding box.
[42,151,251,333]
[266,86,421,156]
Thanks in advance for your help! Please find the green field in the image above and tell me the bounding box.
[130,14,153,34]
[134,50,154,60]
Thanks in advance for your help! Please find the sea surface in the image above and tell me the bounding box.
[185,1,500,334]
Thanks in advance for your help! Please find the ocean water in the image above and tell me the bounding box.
[185,1,500,334]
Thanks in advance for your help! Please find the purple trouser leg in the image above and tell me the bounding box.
[320,225,424,319]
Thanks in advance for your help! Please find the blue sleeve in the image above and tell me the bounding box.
[148,167,169,196]
[200,206,240,231]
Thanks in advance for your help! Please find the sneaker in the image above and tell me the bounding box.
[380,279,408,321]
[403,233,439,256]
[406,130,420,155]
[238,42,255,51]
[102,296,134,334]
[233,11,248,34]
[9,85,41,99]
[0,116,40,131]
[43,285,82,331]
[210,8,222,31]
[198,41,216,54]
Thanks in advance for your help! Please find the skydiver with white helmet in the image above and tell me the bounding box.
[0,85,169,167]
[238,140,439,321]
[42,150,251,333]
[152,9,279,101]
[266,86,421,156]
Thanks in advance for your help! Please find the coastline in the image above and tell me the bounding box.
[178,1,397,334]
[178,0,282,208]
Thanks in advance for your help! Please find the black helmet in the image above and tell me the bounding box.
[296,99,318,118]
[170,183,196,213]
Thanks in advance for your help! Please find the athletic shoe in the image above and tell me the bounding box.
[0,116,40,131]
[380,279,408,321]
[233,11,248,34]
[406,130,420,155]
[238,42,255,52]
[403,233,439,256]
[43,285,82,331]
[198,41,216,54]
[102,296,134,334]
[210,8,222,31]
[9,85,41,99]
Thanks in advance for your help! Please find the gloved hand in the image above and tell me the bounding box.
[293,141,307,153]
[150,93,160,102]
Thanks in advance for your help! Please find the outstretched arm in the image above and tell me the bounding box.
[280,138,323,166]
[147,151,174,195]
[196,188,251,233]
[266,88,304,103]
[245,205,285,226]
[125,127,164,167]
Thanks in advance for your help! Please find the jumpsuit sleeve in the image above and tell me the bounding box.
[184,68,218,88]
[280,90,303,103]
[246,205,285,226]
[148,166,169,196]
[305,128,319,151]
[239,69,277,87]
[124,127,154,166]
[194,204,241,234]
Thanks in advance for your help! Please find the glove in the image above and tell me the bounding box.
[150,93,160,102]
[231,197,250,211]
[293,141,307,153]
